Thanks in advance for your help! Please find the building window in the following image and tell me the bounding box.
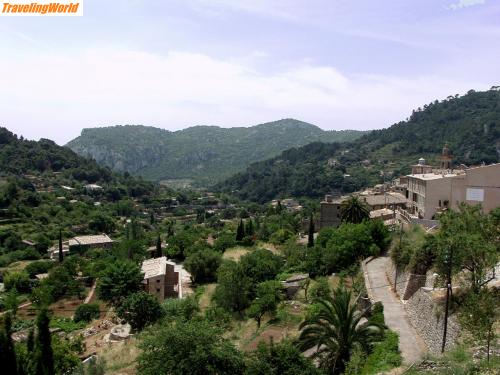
[156,288,160,292]
[438,200,441,207]
[156,279,160,282]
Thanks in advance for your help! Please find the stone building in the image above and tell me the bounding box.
[141,256,181,301]
[403,146,500,220]
[320,191,406,229]
[319,195,344,228]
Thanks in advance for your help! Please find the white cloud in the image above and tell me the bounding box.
[447,0,486,10]
[0,49,488,144]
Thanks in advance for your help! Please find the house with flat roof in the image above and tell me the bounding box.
[141,256,181,301]
[403,149,499,220]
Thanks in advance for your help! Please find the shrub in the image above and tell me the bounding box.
[25,260,54,278]
[74,303,100,323]
[3,271,31,293]
[162,295,199,322]
[360,331,401,374]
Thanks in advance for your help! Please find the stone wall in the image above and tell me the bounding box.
[404,287,461,354]
[386,260,435,300]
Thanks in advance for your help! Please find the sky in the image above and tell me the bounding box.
[0,0,498,144]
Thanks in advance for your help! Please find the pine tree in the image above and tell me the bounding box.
[58,229,63,263]
[307,214,315,248]
[156,234,162,258]
[34,308,54,375]
[0,312,17,375]
[236,219,245,241]
[150,211,155,226]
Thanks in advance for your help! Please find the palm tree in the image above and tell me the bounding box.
[340,196,370,224]
[297,286,382,374]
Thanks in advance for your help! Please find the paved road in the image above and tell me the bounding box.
[365,256,427,364]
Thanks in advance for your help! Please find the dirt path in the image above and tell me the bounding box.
[365,256,427,365]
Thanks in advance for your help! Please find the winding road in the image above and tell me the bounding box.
[365,256,427,364]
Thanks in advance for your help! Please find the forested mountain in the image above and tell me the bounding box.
[0,127,112,181]
[217,89,500,203]
[66,119,365,185]
[0,127,154,195]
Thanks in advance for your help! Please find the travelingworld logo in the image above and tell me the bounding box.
[1,0,83,16]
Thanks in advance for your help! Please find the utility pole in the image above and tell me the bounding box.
[441,244,453,353]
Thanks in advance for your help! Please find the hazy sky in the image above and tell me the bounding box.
[0,0,498,144]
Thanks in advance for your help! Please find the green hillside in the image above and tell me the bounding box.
[217,89,500,203]
[66,119,365,185]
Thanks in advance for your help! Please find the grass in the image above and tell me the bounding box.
[0,260,35,273]
[198,283,216,311]
[222,246,251,261]
[100,338,141,374]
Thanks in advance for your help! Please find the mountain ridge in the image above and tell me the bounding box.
[66,119,366,185]
[216,89,500,202]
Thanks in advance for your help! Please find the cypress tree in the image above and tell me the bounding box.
[236,219,245,241]
[245,219,254,236]
[0,312,17,375]
[150,211,155,225]
[34,308,54,375]
[307,214,315,248]
[156,234,162,258]
[254,216,261,231]
[58,229,63,263]
[27,328,35,353]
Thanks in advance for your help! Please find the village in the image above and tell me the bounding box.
[0,142,498,374]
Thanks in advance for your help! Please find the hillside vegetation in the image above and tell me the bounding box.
[217,89,500,203]
[66,119,365,185]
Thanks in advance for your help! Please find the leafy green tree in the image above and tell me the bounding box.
[309,277,331,302]
[298,285,382,374]
[245,340,321,375]
[97,261,143,306]
[137,320,245,375]
[340,196,370,224]
[74,303,100,323]
[213,232,237,252]
[34,308,55,375]
[322,223,379,272]
[247,280,282,328]
[162,295,199,322]
[52,335,81,375]
[239,249,283,286]
[3,271,31,293]
[117,292,163,332]
[3,289,20,316]
[214,260,252,314]
[25,260,54,278]
[435,204,498,293]
[184,249,222,284]
[307,214,315,248]
[269,228,294,245]
[365,219,390,255]
[459,289,499,363]
[88,212,115,233]
[0,312,17,375]
[257,222,270,241]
